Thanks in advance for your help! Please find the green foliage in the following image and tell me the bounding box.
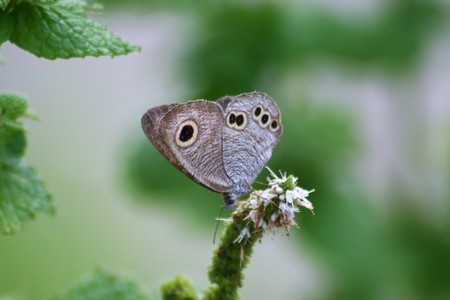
[0,0,139,59]
[0,162,54,234]
[183,3,284,99]
[182,0,445,100]
[0,0,9,11]
[0,10,11,45]
[386,204,450,299]
[125,138,228,225]
[57,270,148,300]
[270,100,357,186]
[0,0,137,235]
[0,94,53,234]
[161,276,198,300]
[303,190,450,300]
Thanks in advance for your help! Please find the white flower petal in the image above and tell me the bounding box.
[275,186,284,194]
[293,187,310,199]
[298,198,314,210]
[271,213,278,221]
[234,227,251,243]
[236,168,314,240]
[285,190,296,204]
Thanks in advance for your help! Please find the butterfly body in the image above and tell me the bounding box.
[141,92,282,208]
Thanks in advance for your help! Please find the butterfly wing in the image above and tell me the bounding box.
[217,92,283,196]
[142,101,233,194]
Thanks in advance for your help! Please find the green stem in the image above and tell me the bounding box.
[203,210,258,300]
[161,205,258,300]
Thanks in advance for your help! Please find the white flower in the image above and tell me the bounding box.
[260,188,277,206]
[266,167,288,186]
[297,197,314,211]
[233,168,315,244]
[234,227,251,243]
[244,207,257,222]
[275,186,284,194]
[285,187,314,210]
[279,202,299,221]
[293,187,312,199]
[285,190,297,205]
[248,197,259,209]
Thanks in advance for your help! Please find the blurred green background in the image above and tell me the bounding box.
[1,0,450,299]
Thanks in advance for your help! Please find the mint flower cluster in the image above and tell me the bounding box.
[233,168,314,244]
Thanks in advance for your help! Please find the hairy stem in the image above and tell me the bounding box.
[203,208,257,300]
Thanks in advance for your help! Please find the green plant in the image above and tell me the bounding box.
[1,0,142,297]
[57,269,148,300]
[161,171,314,300]
[0,0,139,235]
[0,93,53,234]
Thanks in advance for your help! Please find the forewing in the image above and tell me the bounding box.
[142,101,233,193]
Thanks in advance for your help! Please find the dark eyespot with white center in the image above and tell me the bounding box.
[176,120,198,147]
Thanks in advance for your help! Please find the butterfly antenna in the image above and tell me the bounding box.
[213,205,225,244]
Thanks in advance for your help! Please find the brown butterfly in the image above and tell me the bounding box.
[141,92,282,208]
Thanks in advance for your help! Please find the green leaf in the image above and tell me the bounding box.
[0,0,9,11]
[0,93,54,234]
[0,93,28,121]
[0,121,25,166]
[10,1,140,60]
[54,0,92,17]
[0,163,53,234]
[58,270,148,300]
[0,94,29,165]
[0,10,12,45]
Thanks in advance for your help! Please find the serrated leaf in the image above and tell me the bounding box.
[0,163,53,234]
[56,0,91,16]
[0,10,12,45]
[0,94,29,165]
[0,0,9,11]
[0,93,28,121]
[0,93,54,234]
[58,270,148,300]
[10,1,140,60]
[0,123,25,165]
